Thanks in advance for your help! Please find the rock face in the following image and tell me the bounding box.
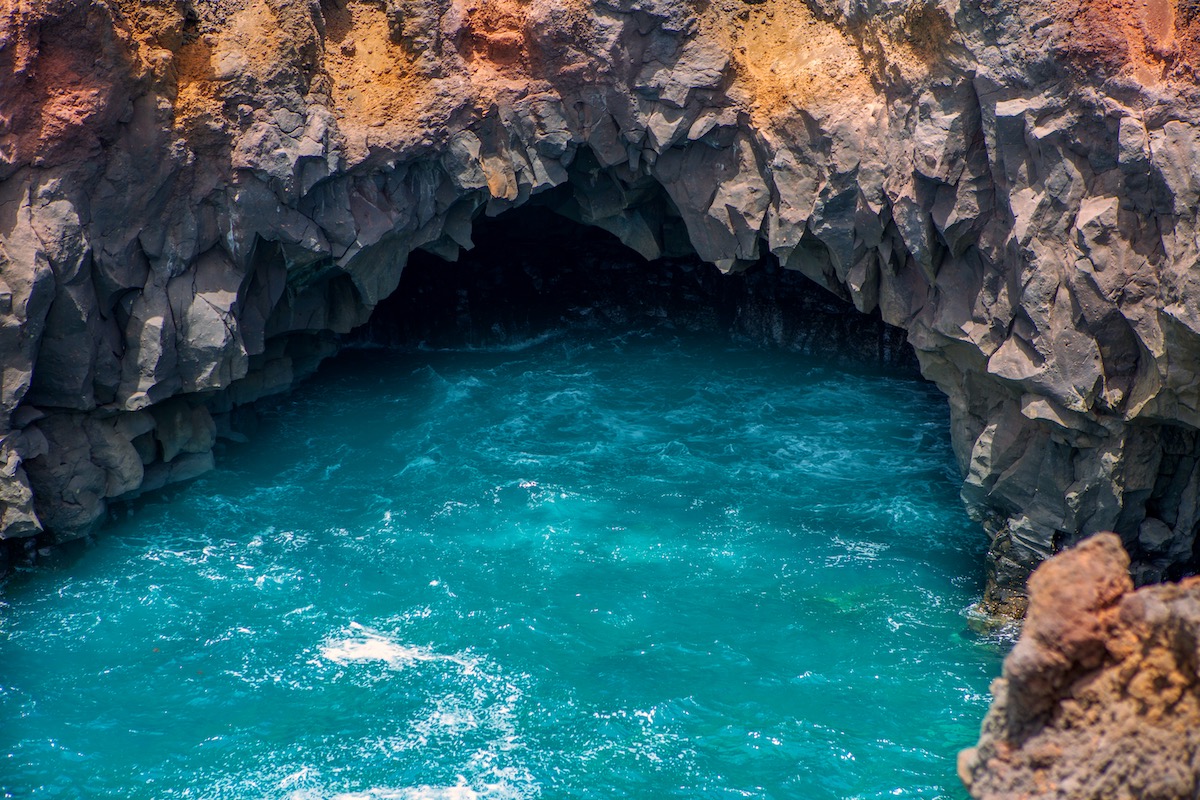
[959,532,1200,799]
[4,0,1200,606]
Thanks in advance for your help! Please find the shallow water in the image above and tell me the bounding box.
[1,328,1004,799]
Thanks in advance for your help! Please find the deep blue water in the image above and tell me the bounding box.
[0,328,1003,799]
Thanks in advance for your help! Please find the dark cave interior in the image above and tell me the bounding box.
[355,203,917,371]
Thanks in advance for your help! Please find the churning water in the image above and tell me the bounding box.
[0,328,1004,799]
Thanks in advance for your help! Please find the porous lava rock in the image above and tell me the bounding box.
[5,0,1200,611]
[960,532,1200,799]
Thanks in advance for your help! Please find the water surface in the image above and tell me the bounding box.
[1,328,1004,799]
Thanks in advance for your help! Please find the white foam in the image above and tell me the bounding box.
[324,776,535,800]
[329,786,480,800]
[322,639,433,667]
[320,624,442,669]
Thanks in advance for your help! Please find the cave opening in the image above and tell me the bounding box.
[354,200,917,371]
[0,183,1009,799]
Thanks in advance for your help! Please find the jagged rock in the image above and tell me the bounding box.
[3,0,1200,617]
[960,532,1200,799]
[150,399,215,464]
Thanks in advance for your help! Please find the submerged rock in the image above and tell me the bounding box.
[960,532,1200,799]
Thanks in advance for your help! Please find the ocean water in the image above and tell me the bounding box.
[0,328,1004,799]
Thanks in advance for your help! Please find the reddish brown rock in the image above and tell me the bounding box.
[961,532,1200,799]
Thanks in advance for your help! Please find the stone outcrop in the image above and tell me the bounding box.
[960,532,1200,799]
[4,0,1200,608]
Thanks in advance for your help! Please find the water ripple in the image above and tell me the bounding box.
[0,328,1004,800]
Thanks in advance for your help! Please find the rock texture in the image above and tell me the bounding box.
[960,532,1200,799]
[4,0,1200,606]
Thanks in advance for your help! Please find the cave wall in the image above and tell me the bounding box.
[5,0,1200,609]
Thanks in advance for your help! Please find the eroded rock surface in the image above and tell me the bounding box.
[960,532,1200,799]
[3,0,1200,605]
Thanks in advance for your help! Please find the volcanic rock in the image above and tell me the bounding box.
[4,0,1200,611]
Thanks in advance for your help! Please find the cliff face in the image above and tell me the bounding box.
[4,0,1200,609]
[960,533,1200,799]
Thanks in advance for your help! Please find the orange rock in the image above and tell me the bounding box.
[962,533,1200,799]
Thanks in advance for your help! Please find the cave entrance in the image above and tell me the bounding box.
[0,186,1004,799]
[355,202,916,370]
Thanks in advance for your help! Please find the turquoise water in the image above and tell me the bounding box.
[1,328,1004,799]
